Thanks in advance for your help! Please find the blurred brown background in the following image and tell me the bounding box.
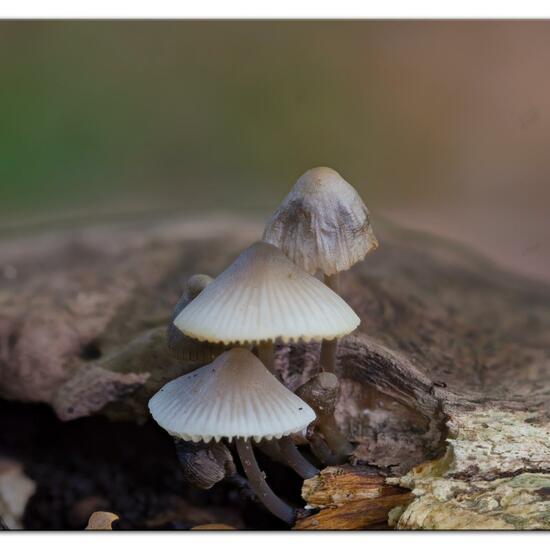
[0,21,549,281]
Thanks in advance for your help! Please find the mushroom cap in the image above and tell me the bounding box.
[173,241,360,344]
[148,348,316,443]
[186,274,214,301]
[167,273,222,361]
[263,166,378,275]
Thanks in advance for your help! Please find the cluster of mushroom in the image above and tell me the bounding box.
[149,167,378,524]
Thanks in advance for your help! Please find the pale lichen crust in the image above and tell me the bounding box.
[389,410,550,530]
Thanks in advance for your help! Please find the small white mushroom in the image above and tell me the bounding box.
[263,167,377,461]
[167,274,226,363]
[173,241,360,373]
[149,348,318,523]
[263,166,377,376]
[149,348,315,443]
[263,166,378,277]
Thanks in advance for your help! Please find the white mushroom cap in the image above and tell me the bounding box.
[173,241,360,344]
[148,348,316,443]
[185,274,214,301]
[263,166,378,276]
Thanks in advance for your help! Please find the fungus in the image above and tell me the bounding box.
[148,348,317,524]
[173,241,359,373]
[167,274,213,351]
[296,372,353,462]
[167,274,225,363]
[263,166,378,374]
[170,274,213,325]
[174,439,236,490]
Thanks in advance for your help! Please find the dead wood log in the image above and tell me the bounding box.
[296,493,413,530]
[1,214,549,529]
[301,465,402,508]
[294,465,413,530]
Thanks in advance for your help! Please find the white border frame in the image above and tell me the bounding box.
[2,1,550,19]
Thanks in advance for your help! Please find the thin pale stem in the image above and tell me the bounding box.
[258,341,275,374]
[324,272,340,295]
[235,438,296,525]
[318,274,353,461]
[278,436,319,480]
[320,273,340,373]
[319,339,337,374]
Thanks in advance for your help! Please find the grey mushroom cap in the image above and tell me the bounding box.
[148,348,316,443]
[263,166,378,276]
[167,274,224,362]
[173,241,360,345]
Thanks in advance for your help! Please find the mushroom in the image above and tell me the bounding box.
[149,348,317,524]
[174,439,236,490]
[173,241,360,374]
[263,166,378,374]
[296,372,352,463]
[167,274,226,363]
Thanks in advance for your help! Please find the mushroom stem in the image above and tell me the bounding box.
[257,439,285,463]
[325,272,340,293]
[320,273,340,373]
[296,372,354,464]
[320,338,338,374]
[258,341,276,374]
[317,415,354,462]
[278,436,319,479]
[235,438,296,525]
[308,431,340,466]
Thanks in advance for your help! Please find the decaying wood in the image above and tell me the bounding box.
[1,215,549,529]
[294,466,412,530]
[0,218,259,421]
[295,493,414,530]
[387,409,550,529]
[301,465,402,508]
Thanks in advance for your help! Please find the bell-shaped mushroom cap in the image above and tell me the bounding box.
[148,348,316,443]
[167,274,225,362]
[263,167,378,275]
[173,241,360,344]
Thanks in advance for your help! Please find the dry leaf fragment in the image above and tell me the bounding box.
[85,511,119,530]
[0,459,36,530]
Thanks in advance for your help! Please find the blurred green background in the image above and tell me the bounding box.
[1,21,550,281]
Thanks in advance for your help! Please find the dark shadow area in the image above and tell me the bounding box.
[0,399,305,530]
